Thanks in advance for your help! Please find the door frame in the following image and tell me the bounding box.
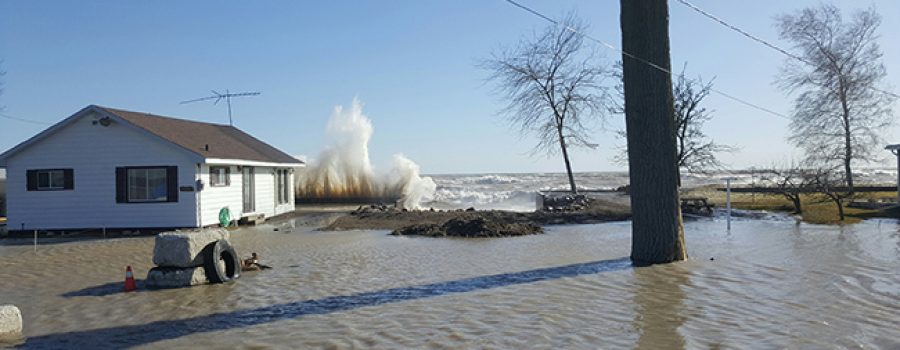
[242,166,255,213]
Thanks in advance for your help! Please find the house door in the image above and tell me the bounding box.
[242,167,255,213]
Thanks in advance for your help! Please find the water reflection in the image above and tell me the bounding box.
[3,219,899,348]
[633,263,689,350]
[21,258,632,348]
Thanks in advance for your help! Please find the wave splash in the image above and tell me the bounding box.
[295,98,436,209]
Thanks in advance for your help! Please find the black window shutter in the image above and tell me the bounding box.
[166,166,179,202]
[225,167,231,186]
[26,170,38,191]
[115,167,127,203]
[63,169,74,190]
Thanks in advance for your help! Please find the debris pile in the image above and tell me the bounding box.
[391,216,542,238]
[352,204,396,214]
[540,194,594,212]
[145,228,240,289]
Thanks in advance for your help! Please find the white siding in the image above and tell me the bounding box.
[246,167,295,219]
[277,169,295,216]
[197,164,242,227]
[197,166,295,226]
[5,112,199,230]
[255,167,276,218]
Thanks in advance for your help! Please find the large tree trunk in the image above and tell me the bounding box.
[620,0,687,265]
[558,131,578,194]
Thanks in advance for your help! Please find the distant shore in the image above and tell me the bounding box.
[323,184,900,235]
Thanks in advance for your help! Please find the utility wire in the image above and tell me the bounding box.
[676,0,900,100]
[0,112,51,125]
[502,0,792,120]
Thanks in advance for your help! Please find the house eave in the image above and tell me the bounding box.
[204,158,306,168]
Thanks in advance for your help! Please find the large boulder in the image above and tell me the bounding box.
[0,305,22,339]
[145,266,209,289]
[153,228,229,268]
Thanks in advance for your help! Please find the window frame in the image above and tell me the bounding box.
[27,168,74,192]
[209,166,231,187]
[125,166,169,203]
[37,170,66,190]
[275,169,290,205]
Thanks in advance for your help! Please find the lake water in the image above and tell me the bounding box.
[1,216,898,349]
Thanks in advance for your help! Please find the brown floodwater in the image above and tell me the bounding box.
[1,215,898,349]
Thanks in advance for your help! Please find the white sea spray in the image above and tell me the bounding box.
[295,98,436,209]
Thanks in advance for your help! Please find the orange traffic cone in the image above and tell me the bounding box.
[124,265,136,292]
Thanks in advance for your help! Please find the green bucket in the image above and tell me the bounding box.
[219,207,233,227]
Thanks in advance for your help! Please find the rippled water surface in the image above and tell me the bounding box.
[1,216,898,349]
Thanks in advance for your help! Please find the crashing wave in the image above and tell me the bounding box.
[295,98,436,209]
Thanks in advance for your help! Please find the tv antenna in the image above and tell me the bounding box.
[180,89,260,126]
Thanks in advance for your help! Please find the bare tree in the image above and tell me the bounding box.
[807,166,852,221]
[614,64,733,184]
[482,15,609,194]
[776,5,896,194]
[758,161,814,214]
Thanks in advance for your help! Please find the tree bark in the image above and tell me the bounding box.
[558,130,578,194]
[832,196,845,221]
[790,196,802,214]
[837,199,845,220]
[620,0,687,265]
[840,91,854,194]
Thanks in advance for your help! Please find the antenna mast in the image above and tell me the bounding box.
[181,89,261,126]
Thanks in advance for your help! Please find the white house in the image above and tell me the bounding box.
[0,105,305,231]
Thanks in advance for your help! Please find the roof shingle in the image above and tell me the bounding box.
[98,106,302,165]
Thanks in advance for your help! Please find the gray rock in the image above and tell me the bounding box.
[0,305,22,339]
[145,266,209,288]
[153,228,229,268]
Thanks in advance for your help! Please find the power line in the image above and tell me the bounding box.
[0,112,51,125]
[502,0,792,120]
[675,0,811,65]
[675,0,900,100]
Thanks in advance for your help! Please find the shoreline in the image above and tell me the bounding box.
[323,195,632,237]
[4,185,898,241]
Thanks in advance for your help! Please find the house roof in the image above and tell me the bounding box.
[0,105,304,166]
[97,106,302,165]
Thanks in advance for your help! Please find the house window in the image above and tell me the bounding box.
[276,169,290,204]
[209,166,230,187]
[128,168,168,202]
[38,170,64,190]
[116,166,178,203]
[26,169,74,191]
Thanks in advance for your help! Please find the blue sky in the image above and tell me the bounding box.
[1,1,898,174]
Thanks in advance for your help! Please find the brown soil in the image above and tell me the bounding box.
[324,196,632,237]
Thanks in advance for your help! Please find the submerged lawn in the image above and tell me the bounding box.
[685,186,899,224]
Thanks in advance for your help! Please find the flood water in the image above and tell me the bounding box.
[1,215,898,349]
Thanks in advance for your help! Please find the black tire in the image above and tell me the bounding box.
[202,239,241,283]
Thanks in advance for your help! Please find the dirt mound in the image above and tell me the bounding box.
[391,217,542,238]
[323,194,632,238]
